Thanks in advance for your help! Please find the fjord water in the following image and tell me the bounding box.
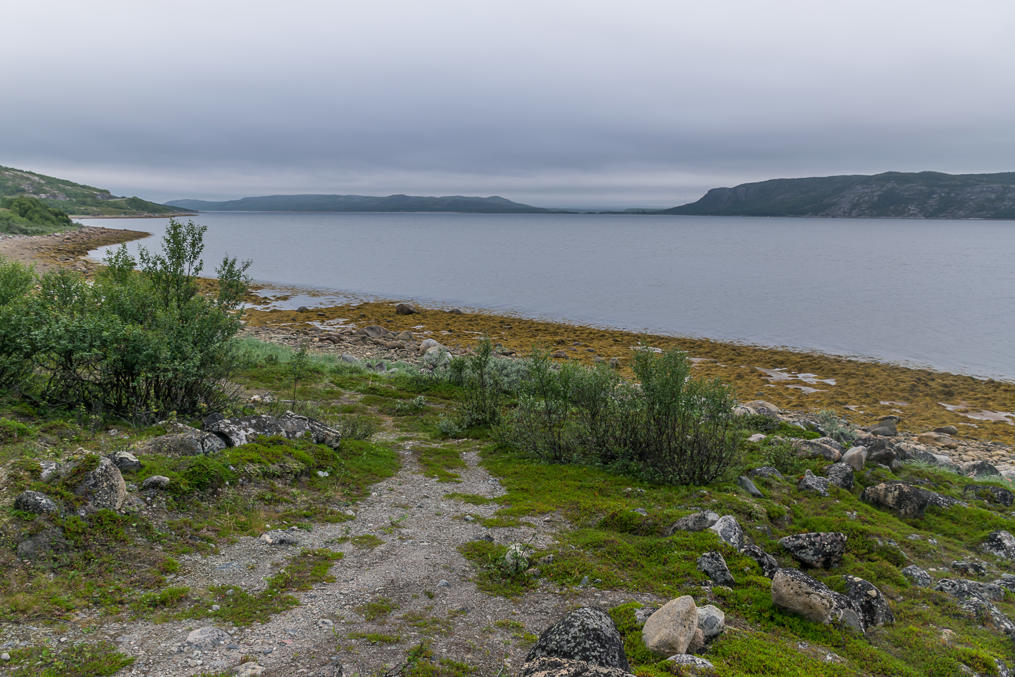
[83,212,1015,380]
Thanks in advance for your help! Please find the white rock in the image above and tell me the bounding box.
[642,596,698,655]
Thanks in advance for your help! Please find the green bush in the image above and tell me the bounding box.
[0,196,73,235]
[0,218,251,419]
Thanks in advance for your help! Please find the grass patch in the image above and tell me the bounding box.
[458,540,535,597]
[5,641,134,677]
[414,444,466,482]
[351,534,384,550]
[357,596,398,622]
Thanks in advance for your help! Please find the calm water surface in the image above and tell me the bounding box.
[83,213,1015,380]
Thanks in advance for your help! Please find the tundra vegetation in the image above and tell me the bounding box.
[0,223,1013,675]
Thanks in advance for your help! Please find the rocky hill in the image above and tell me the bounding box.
[0,165,180,217]
[665,171,1015,219]
[166,193,552,213]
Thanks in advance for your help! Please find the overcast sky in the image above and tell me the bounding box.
[4,0,1015,209]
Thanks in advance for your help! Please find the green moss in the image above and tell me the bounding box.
[347,631,401,644]
[415,444,466,482]
[458,539,535,597]
[357,596,398,622]
[351,534,384,550]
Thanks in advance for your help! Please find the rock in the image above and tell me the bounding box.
[74,456,126,512]
[747,433,766,443]
[642,596,698,656]
[186,626,230,649]
[205,413,340,449]
[16,527,69,561]
[109,451,142,473]
[708,515,745,551]
[38,460,61,482]
[842,576,894,627]
[779,532,846,569]
[742,544,779,578]
[697,551,734,586]
[962,483,1014,507]
[795,438,842,462]
[934,425,959,435]
[951,560,987,576]
[340,353,359,364]
[395,330,414,341]
[394,303,417,315]
[503,543,530,574]
[521,657,634,677]
[964,460,1001,478]
[869,416,899,436]
[737,475,763,497]
[666,511,719,535]
[358,325,391,339]
[278,411,342,449]
[929,453,961,473]
[771,568,864,633]
[743,400,780,417]
[260,529,301,546]
[665,655,715,673]
[996,574,1015,592]
[935,578,1005,603]
[917,431,948,446]
[141,475,170,491]
[232,663,265,677]
[632,606,659,628]
[419,338,444,354]
[867,447,897,467]
[935,579,1015,636]
[135,424,227,456]
[840,446,867,471]
[981,531,1015,560]
[860,482,932,518]
[797,469,830,497]
[696,604,725,645]
[14,490,60,515]
[526,607,629,671]
[749,466,783,479]
[901,565,932,587]
[823,462,854,490]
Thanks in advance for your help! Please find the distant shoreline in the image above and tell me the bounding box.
[70,212,197,219]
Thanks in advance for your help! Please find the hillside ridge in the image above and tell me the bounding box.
[0,165,180,217]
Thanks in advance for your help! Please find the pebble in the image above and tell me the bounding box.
[1,652,9,661]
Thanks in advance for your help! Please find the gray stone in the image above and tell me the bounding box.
[140,475,170,491]
[901,565,932,587]
[842,575,894,627]
[771,568,864,633]
[395,303,417,315]
[642,596,698,656]
[840,446,867,471]
[743,400,781,417]
[521,657,634,677]
[797,469,830,497]
[696,604,725,644]
[74,456,126,512]
[795,438,842,462]
[982,531,1015,560]
[697,551,734,586]
[935,579,1015,636]
[749,466,784,479]
[526,607,629,671]
[935,578,1005,603]
[708,515,745,551]
[666,511,719,535]
[934,425,959,435]
[419,338,445,354]
[665,654,715,673]
[260,529,301,546]
[742,544,779,578]
[869,416,899,436]
[109,450,142,473]
[205,413,340,449]
[962,483,1014,507]
[358,325,391,339]
[186,626,230,649]
[823,462,854,490]
[233,663,265,677]
[779,532,847,569]
[14,490,60,515]
[16,527,69,561]
[860,482,933,518]
[340,353,359,364]
[951,560,987,577]
[135,424,227,457]
[964,460,1001,478]
[737,475,763,497]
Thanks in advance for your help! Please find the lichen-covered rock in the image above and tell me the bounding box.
[797,470,830,497]
[823,462,854,490]
[16,528,69,561]
[140,475,170,491]
[74,456,126,512]
[737,475,763,497]
[901,565,932,587]
[708,515,745,551]
[259,529,301,546]
[964,460,1001,478]
[526,607,629,671]
[697,551,734,586]
[982,531,1015,560]
[951,560,987,577]
[779,532,846,569]
[664,654,715,674]
[642,596,698,656]
[962,483,1014,507]
[135,423,227,456]
[749,466,783,479]
[840,446,867,471]
[696,605,725,645]
[936,579,1015,636]
[204,413,341,449]
[869,416,899,436]
[860,482,932,518]
[109,450,142,473]
[771,568,863,633]
[843,575,894,628]
[742,544,779,578]
[935,578,1005,603]
[521,657,635,677]
[795,438,842,462]
[666,511,719,535]
[743,400,780,418]
[13,490,60,515]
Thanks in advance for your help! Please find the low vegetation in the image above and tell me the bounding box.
[0,196,74,235]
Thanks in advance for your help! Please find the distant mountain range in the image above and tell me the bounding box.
[664,171,1015,219]
[166,194,552,213]
[0,165,179,217]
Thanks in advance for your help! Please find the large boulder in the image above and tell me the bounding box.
[860,482,932,518]
[697,551,734,586]
[16,527,69,561]
[743,400,781,418]
[964,460,1001,478]
[525,607,629,671]
[823,462,854,490]
[742,544,779,578]
[522,657,634,677]
[797,469,830,497]
[771,568,863,633]
[666,511,719,535]
[73,456,126,512]
[901,565,932,587]
[109,450,142,473]
[842,575,894,628]
[869,416,899,436]
[204,413,340,449]
[962,484,1014,507]
[935,579,1015,637]
[708,515,745,551]
[981,531,1015,560]
[840,446,867,472]
[642,596,698,656]
[779,532,846,569]
[14,490,60,515]
[134,423,227,457]
[795,438,842,462]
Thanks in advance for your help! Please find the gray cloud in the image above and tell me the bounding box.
[4,0,1015,208]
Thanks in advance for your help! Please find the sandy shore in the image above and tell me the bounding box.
[4,225,1014,447]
